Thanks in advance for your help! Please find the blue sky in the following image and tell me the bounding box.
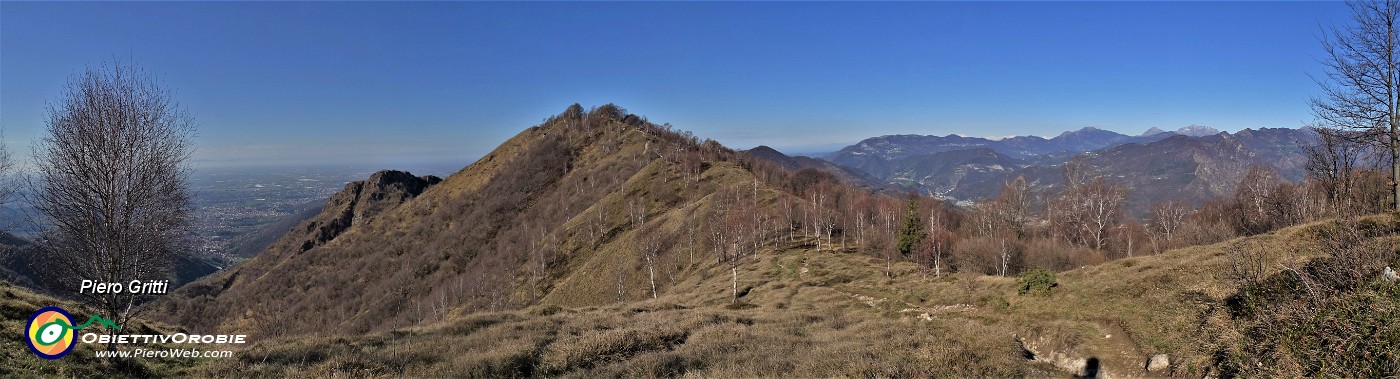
[0,1,1351,168]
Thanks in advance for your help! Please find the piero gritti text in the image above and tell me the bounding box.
[78,279,170,294]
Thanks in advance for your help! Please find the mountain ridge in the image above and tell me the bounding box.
[828,126,1315,210]
[149,104,893,337]
[741,145,894,192]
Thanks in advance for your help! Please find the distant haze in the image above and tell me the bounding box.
[1,2,1348,168]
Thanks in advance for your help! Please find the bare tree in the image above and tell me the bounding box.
[685,211,697,266]
[989,176,1034,237]
[1062,156,1093,190]
[1086,179,1126,250]
[1114,220,1150,258]
[704,185,749,304]
[927,208,947,278]
[723,190,752,303]
[1150,199,1190,246]
[0,128,13,237]
[1234,164,1281,234]
[31,62,195,339]
[849,195,867,248]
[809,187,829,249]
[1050,176,1125,250]
[526,223,555,304]
[638,222,664,300]
[875,197,901,277]
[1050,158,1100,246]
[782,194,795,242]
[1304,127,1372,215]
[750,179,769,254]
[0,128,14,212]
[998,238,1012,277]
[1311,0,1400,212]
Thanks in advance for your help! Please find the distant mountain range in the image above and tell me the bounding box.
[741,145,889,191]
[810,126,1314,214]
[827,127,1172,179]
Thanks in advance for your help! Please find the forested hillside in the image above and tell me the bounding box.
[20,105,1398,377]
[151,105,955,337]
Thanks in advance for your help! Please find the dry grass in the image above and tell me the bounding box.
[0,281,207,378]
[7,214,1386,378]
[201,213,1317,378]
[197,299,1025,378]
[193,246,1037,378]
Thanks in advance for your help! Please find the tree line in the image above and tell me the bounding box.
[688,124,1396,283]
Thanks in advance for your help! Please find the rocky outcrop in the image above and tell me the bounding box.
[1016,323,1153,379]
[1018,335,1104,378]
[1146,354,1171,373]
[297,170,442,252]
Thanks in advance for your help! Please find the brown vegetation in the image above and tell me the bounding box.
[126,105,1400,378]
[150,104,951,338]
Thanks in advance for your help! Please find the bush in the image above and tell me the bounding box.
[1216,278,1400,377]
[1211,224,1400,378]
[1016,269,1057,295]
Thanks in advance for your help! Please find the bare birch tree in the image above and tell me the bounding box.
[1150,200,1190,247]
[31,62,195,338]
[990,176,1033,237]
[927,208,945,278]
[1081,179,1127,250]
[1234,165,1281,234]
[640,224,662,300]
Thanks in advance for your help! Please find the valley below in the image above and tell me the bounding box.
[8,2,1400,377]
[3,105,1396,378]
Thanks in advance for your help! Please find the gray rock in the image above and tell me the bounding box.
[1383,266,1398,282]
[296,170,442,252]
[1146,354,1170,372]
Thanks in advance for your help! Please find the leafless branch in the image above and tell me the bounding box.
[29,61,195,337]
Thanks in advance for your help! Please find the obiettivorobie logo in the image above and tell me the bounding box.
[25,306,116,360]
[24,306,247,360]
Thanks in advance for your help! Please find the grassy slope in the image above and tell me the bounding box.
[536,159,767,308]
[156,112,733,336]
[189,216,1384,378]
[0,281,210,378]
[141,108,1393,377]
[192,247,1029,378]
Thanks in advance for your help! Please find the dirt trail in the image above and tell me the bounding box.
[1089,320,1150,377]
[828,287,976,321]
[1017,320,1149,379]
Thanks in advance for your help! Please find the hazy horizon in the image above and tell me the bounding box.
[2,2,1348,168]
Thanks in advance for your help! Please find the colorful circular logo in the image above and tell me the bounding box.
[25,306,76,360]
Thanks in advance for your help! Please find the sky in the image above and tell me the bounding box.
[0,1,1354,169]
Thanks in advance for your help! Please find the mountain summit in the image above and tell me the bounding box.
[1177,124,1221,137]
[151,104,882,336]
